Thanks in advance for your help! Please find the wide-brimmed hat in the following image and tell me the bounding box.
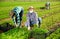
[28,6,34,9]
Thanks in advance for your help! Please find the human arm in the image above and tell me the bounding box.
[35,12,38,26]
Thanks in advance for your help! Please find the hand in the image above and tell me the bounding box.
[28,26,30,30]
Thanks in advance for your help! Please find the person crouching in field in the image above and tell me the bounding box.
[45,2,50,10]
[10,6,24,28]
[26,6,41,30]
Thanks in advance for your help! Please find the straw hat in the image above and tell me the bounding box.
[28,6,34,9]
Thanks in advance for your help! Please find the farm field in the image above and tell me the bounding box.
[0,1,60,39]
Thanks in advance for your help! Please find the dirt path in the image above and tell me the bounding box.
[0,18,11,22]
[48,22,60,31]
[45,21,60,38]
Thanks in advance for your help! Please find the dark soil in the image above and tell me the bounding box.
[0,23,15,33]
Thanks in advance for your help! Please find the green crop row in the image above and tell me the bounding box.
[41,11,60,29]
[0,27,48,39]
[46,28,60,39]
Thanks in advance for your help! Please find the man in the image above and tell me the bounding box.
[26,6,38,30]
[45,2,50,9]
[10,6,24,28]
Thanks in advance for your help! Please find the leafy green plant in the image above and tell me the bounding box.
[28,28,48,39]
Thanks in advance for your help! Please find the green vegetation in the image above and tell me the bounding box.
[0,27,29,39]
[41,12,60,29]
[0,1,60,39]
[0,2,60,22]
[0,0,60,2]
[46,28,60,39]
[0,27,48,39]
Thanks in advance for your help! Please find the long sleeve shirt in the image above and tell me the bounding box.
[12,6,24,26]
[27,12,38,26]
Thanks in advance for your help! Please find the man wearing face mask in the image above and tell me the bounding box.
[26,6,38,30]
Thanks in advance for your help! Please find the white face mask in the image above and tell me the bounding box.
[29,10,33,13]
